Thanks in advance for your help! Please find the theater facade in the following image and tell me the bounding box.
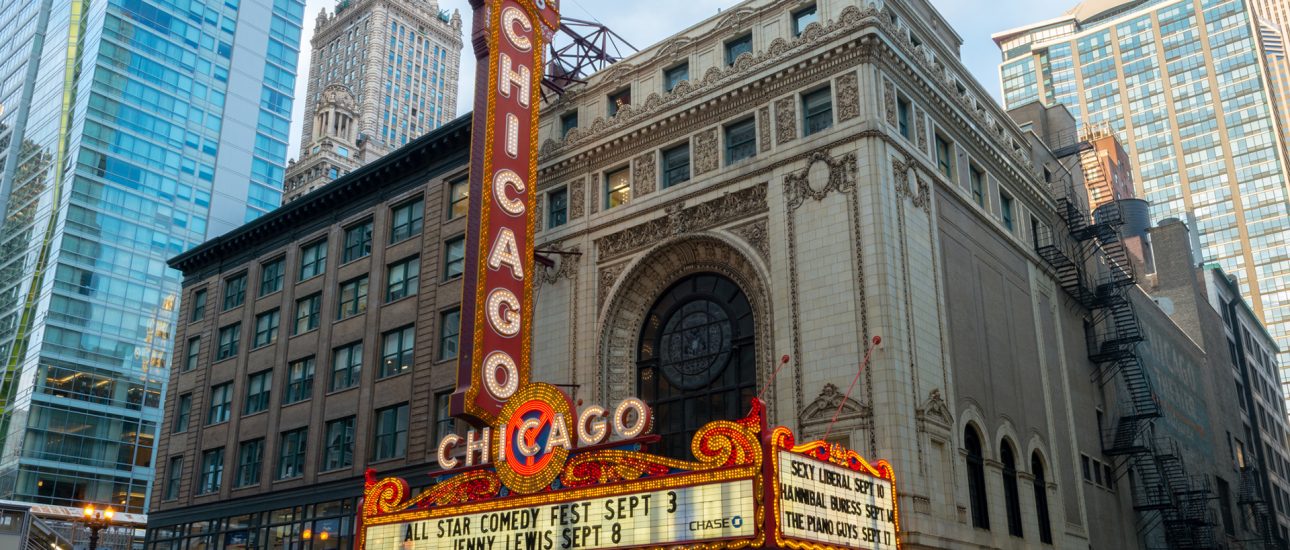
[148,0,1260,548]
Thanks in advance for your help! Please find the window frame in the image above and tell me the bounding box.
[439,308,461,361]
[607,87,631,117]
[331,342,363,391]
[259,257,285,296]
[200,448,224,495]
[935,132,955,180]
[446,236,466,278]
[189,289,207,322]
[236,439,264,488]
[969,163,986,207]
[792,4,819,37]
[547,187,568,229]
[222,273,247,311]
[448,178,469,220]
[390,198,425,243]
[725,32,753,66]
[184,337,201,371]
[207,382,232,425]
[380,325,416,378]
[173,393,192,433]
[664,62,689,93]
[342,220,374,263]
[662,143,691,188]
[373,403,410,461]
[299,239,328,281]
[284,357,315,404]
[604,167,631,210]
[216,323,241,361]
[1000,191,1015,231]
[896,95,911,140]
[277,428,308,480]
[324,416,356,471]
[165,456,183,500]
[560,111,578,138]
[386,256,421,302]
[244,369,273,415]
[253,309,280,348]
[336,276,370,320]
[294,293,321,334]
[802,86,833,136]
[434,390,455,444]
[724,117,757,165]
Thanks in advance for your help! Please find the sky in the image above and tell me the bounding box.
[287,0,1070,156]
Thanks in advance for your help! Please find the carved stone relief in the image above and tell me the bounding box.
[597,263,627,309]
[800,383,872,433]
[589,173,601,214]
[784,150,858,209]
[758,106,772,152]
[596,183,768,261]
[891,156,931,212]
[728,218,770,263]
[914,105,927,152]
[693,128,719,176]
[836,72,860,122]
[536,244,580,288]
[569,177,585,220]
[883,79,896,127]
[633,152,657,196]
[775,97,797,145]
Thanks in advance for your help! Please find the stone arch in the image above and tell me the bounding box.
[956,404,990,460]
[993,417,1022,460]
[1025,435,1051,476]
[596,232,773,407]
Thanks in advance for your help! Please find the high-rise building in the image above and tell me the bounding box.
[1255,4,1290,152]
[282,0,463,203]
[994,0,1290,370]
[0,0,304,515]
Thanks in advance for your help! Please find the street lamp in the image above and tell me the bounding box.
[80,504,115,550]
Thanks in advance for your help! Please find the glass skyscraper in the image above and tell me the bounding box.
[995,0,1290,371]
[0,0,303,513]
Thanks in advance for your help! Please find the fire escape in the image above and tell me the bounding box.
[1035,142,1215,549]
[1239,456,1280,548]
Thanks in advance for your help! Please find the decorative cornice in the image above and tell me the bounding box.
[594,183,768,261]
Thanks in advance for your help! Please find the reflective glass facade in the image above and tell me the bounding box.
[998,0,1290,370]
[0,0,303,513]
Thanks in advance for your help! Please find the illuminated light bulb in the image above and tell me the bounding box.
[303,529,312,539]
[319,532,330,541]
[104,508,114,520]
[82,506,94,518]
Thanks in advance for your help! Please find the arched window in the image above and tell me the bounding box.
[637,273,756,458]
[965,426,990,530]
[1001,441,1023,538]
[1033,452,1052,544]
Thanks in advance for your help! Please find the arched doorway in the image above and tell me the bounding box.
[636,273,756,458]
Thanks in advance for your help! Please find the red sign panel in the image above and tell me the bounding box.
[453,0,560,425]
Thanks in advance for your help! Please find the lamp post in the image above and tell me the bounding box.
[80,504,114,550]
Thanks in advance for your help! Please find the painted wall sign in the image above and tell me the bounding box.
[361,479,755,550]
[453,0,560,426]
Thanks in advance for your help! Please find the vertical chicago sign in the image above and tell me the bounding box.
[453,0,560,426]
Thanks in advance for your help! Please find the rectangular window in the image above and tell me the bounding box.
[260,258,285,296]
[792,5,819,36]
[969,164,985,207]
[390,198,424,243]
[1001,192,1015,231]
[190,289,207,322]
[277,428,308,480]
[166,456,183,500]
[381,326,415,378]
[293,294,321,334]
[216,323,240,360]
[443,237,465,279]
[373,403,410,461]
[664,63,689,93]
[208,382,232,424]
[897,96,911,139]
[439,309,460,360]
[253,309,280,348]
[244,370,272,414]
[725,118,757,165]
[332,342,363,391]
[662,144,691,188]
[435,391,455,443]
[386,256,420,302]
[448,179,469,219]
[608,88,631,117]
[285,357,315,404]
[173,393,192,433]
[935,134,954,179]
[185,337,201,371]
[802,87,833,136]
[343,221,373,263]
[548,188,568,229]
[1080,454,1092,481]
[337,276,369,319]
[560,111,578,138]
[725,33,752,66]
[223,274,247,310]
[324,417,356,471]
[300,240,328,281]
[236,439,264,488]
[199,449,223,495]
[605,168,630,209]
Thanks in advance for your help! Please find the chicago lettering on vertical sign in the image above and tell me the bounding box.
[452,0,560,426]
